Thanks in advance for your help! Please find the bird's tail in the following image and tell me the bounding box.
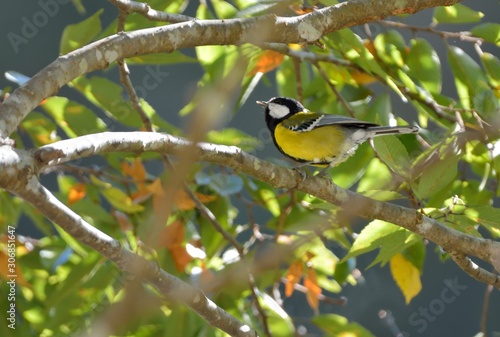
[367,125,420,137]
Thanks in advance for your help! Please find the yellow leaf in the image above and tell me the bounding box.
[390,253,422,304]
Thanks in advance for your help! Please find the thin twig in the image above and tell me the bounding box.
[262,43,457,123]
[379,20,485,44]
[314,62,356,117]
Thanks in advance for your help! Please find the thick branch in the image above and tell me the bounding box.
[0,0,460,138]
[30,131,500,282]
[0,145,256,337]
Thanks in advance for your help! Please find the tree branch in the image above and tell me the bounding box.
[0,145,257,337]
[0,0,460,138]
[26,131,500,288]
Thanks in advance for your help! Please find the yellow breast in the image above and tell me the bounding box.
[274,124,346,164]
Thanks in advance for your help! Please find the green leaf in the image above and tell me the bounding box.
[402,240,425,272]
[471,23,500,45]
[70,76,175,131]
[334,142,373,189]
[473,89,500,120]
[480,52,500,87]
[206,128,262,152]
[212,0,238,18]
[60,9,103,54]
[0,191,22,228]
[466,206,500,235]
[407,38,442,93]
[42,96,107,137]
[416,153,458,199]
[373,136,411,177]
[102,187,145,213]
[313,314,376,337]
[343,220,420,266]
[276,57,298,98]
[447,46,489,109]
[21,111,59,146]
[357,158,393,193]
[373,30,406,67]
[199,197,237,257]
[433,4,483,24]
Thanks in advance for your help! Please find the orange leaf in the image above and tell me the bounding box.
[121,158,147,186]
[304,268,321,311]
[351,70,377,85]
[159,221,184,249]
[68,183,86,205]
[174,189,217,211]
[290,4,317,15]
[248,50,285,76]
[149,178,169,217]
[285,260,303,297]
[159,221,192,272]
[0,250,30,287]
[364,39,376,56]
[169,245,192,272]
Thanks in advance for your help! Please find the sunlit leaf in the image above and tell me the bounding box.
[390,253,422,304]
[248,50,285,76]
[102,187,145,213]
[174,189,217,211]
[68,183,87,205]
[304,268,321,311]
[416,153,459,199]
[447,46,489,109]
[42,96,107,137]
[466,206,500,235]
[373,136,411,177]
[159,221,192,272]
[285,260,303,297]
[313,314,376,337]
[407,38,442,93]
[480,52,500,88]
[343,220,420,267]
[21,111,59,146]
[0,250,29,287]
[373,30,407,67]
[433,4,483,24]
[60,9,103,54]
[471,23,500,45]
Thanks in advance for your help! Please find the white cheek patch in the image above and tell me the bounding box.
[268,103,290,119]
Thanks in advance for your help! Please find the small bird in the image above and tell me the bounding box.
[257,97,419,168]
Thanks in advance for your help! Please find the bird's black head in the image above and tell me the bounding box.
[256,97,305,131]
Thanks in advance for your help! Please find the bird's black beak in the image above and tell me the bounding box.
[256,100,268,108]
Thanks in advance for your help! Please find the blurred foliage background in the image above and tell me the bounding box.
[1,0,500,336]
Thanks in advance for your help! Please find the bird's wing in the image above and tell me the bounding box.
[315,115,379,128]
[281,112,379,132]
